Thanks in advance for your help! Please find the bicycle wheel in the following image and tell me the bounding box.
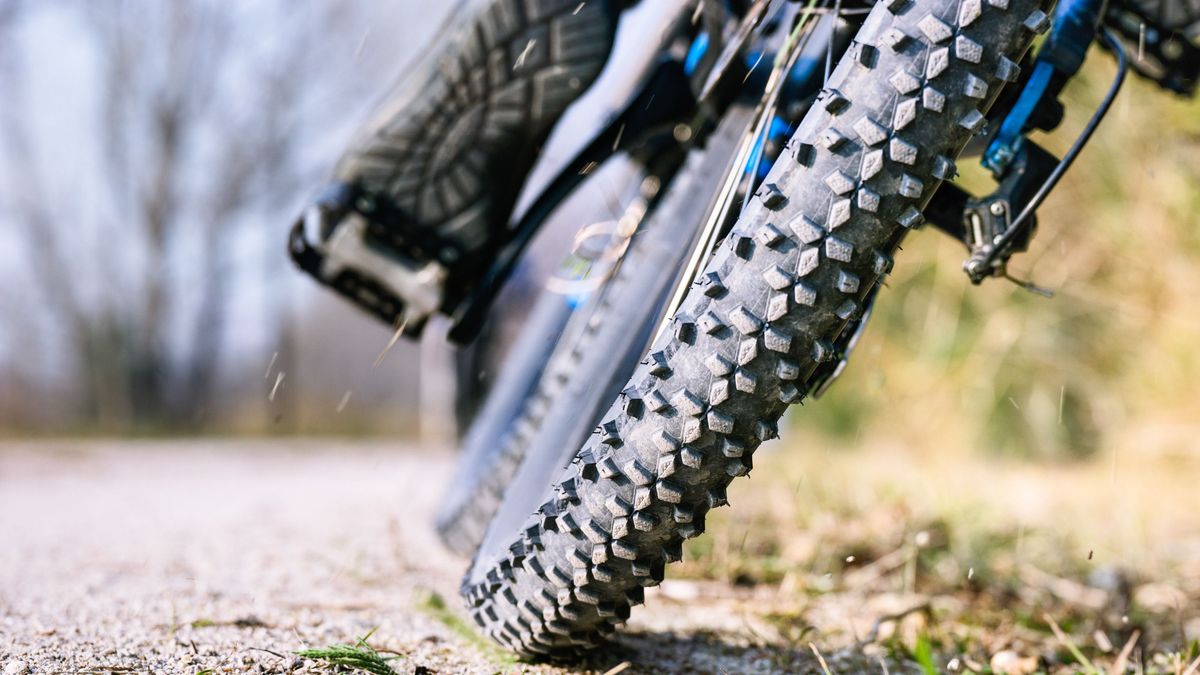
[437,175,663,555]
[461,0,1051,655]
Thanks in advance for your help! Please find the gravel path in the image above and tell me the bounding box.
[0,440,821,675]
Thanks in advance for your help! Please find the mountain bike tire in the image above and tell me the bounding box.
[460,0,1052,656]
[437,96,761,559]
[437,287,575,556]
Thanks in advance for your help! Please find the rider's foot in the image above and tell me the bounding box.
[292,0,626,333]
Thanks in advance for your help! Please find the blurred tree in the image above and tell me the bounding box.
[0,0,379,430]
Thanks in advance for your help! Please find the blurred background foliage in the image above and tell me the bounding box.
[0,0,442,437]
[0,1,1197,462]
[803,58,1200,460]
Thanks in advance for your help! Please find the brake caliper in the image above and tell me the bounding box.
[960,142,1057,283]
[923,0,1130,287]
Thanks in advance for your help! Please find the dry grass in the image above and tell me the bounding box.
[292,59,1200,674]
[677,438,1200,673]
[659,63,1200,672]
[803,59,1200,462]
[599,61,1200,674]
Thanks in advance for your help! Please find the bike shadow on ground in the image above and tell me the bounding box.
[570,629,829,674]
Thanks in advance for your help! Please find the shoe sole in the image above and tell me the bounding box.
[334,0,623,267]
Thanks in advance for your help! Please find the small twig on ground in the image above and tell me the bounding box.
[248,646,289,660]
[1095,630,1115,653]
[1108,630,1140,675]
[809,642,835,675]
[844,547,909,589]
[601,661,632,675]
[859,603,933,646]
[1021,565,1108,610]
[1045,613,1100,675]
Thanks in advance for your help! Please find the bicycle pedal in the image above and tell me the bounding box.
[288,183,446,337]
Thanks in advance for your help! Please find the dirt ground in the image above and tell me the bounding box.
[1,439,1197,674]
[0,440,837,674]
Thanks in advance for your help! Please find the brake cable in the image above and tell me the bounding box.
[965,28,1128,282]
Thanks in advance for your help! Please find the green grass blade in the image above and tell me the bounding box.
[296,627,400,675]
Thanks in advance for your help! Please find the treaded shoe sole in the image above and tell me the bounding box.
[334,0,624,264]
